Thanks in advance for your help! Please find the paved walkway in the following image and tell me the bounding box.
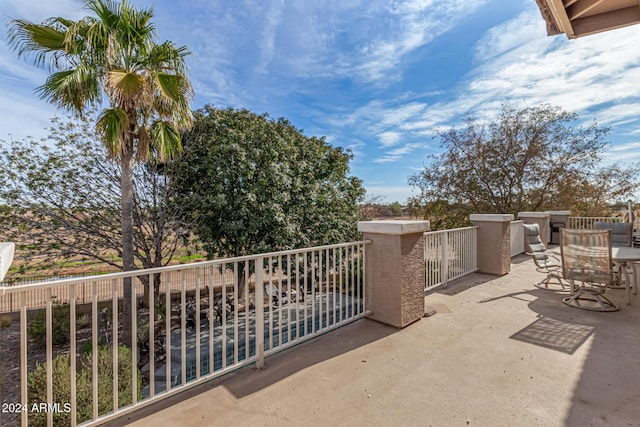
[107,255,640,427]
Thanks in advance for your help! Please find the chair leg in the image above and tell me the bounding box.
[562,288,619,312]
[534,273,573,292]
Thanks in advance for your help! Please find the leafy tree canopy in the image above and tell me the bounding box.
[170,106,365,259]
[409,104,640,228]
[0,115,192,279]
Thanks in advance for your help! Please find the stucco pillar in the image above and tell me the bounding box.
[357,220,430,329]
[519,212,551,244]
[470,214,513,276]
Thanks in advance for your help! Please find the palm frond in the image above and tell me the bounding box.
[154,73,193,105]
[96,108,129,157]
[36,66,100,113]
[149,120,182,161]
[7,19,68,68]
[106,70,144,104]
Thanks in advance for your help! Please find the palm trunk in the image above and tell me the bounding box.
[121,150,136,348]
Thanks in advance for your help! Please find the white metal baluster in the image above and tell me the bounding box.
[208,267,214,374]
[112,279,119,410]
[311,250,316,332]
[150,273,156,396]
[425,234,429,288]
[222,264,227,368]
[325,249,330,328]
[195,268,200,380]
[181,270,186,386]
[166,272,172,392]
[362,243,367,313]
[277,255,283,348]
[444,232,450,286]
[244,262,249,362]
[267,257,273,350]
[234,261,239,365]
[296,254,301,339]
[332,248,337,326]
[70,285,77,426]
[339,248,344,324]
[18,291,27,424]
[350,245,355,319]
[46,288,52,427]
[286,255,292,345]
[256,257,265,369]
[318,250,328,331]
[131,277,137,405]
[356,245,361,315]
[303,251,309,335]
[344,246,350,320]
[92,282,98,420]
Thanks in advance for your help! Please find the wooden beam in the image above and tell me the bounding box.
[572,6,640,37]
[567,0,606,21]
[547,0,576,38]
[563,0,580,7]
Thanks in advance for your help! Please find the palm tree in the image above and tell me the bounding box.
[8,0,194,346]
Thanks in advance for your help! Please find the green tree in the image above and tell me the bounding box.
[170,106,365,296]
[0,116,193,302]
[409,104,639,223]
[8,0,194,346]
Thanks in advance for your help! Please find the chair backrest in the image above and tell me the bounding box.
[560,228,613,285]
[593,221,633,247]
[523,223,546,253]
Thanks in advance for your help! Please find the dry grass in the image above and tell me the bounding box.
[5,245,206,284]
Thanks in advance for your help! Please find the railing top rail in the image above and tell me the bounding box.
[424,226,479,235]
[568,216,623,220]
[0,240,371,295]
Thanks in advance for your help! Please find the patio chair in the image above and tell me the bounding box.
[593,222,633,286]
[593,222,633,247]
[265,282,295,305]
[523,223,570,291]
[560,228,618,312]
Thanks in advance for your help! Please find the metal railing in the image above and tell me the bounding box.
[1,272,121,313]
[424,226,479,291]
[568,216,622,230]
[0,241,368,426]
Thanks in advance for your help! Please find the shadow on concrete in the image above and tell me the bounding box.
[429,273,495,296]
[510,315,594,355]
[104,318,397,426]
[472,275,640,425]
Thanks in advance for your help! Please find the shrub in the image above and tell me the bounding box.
[0,315,12,328]
[27,302,71,348]
[77,313,90,329]
[25,345,140,426]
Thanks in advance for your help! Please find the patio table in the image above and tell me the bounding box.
[610,247,640,305]
[553,246,640,305]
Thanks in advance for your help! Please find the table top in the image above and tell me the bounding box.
[551,246,640,261]
[611,246,640,261]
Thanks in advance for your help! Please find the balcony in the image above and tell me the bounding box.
[107,254,640,426]
[1,216,639,426]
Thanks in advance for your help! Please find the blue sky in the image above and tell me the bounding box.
[2,0,640,203]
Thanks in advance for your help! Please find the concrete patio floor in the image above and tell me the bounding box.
[107,254,640,427]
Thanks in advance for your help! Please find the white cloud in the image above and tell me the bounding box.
[256,0,286,74]
[374,142,423,163]
[346,0,489,83]
[378,131,401,147]
[329,7,640,166]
